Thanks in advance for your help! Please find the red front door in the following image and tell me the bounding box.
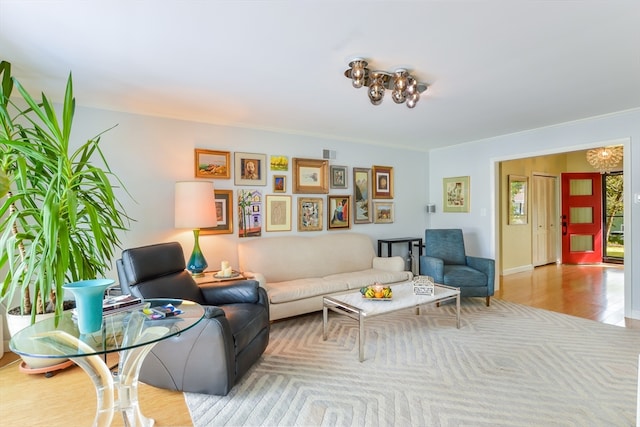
[561,173,602,264]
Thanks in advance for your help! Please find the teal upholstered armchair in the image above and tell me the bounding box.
[419,229,495,306]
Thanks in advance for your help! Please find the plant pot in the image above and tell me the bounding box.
[6,310,68,369]
[63,279,114,334]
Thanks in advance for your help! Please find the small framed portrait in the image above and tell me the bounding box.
[195,149,231,179]
[292,158,329,194]
[234,152,267,186]
[328,195,351,230]
[265,195,292,232]
[373,201,394,224]
[443,176,470,213]
[297,197,323,232]
[273,175,286,193]
[353,167,372,224]
[330,165,348,189]
[201,189,233,235]
[270,155,289,171]
[372,165,393,199]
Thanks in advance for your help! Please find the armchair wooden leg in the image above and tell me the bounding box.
[486,296,491,307]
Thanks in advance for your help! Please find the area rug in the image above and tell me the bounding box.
[185,299,640,426]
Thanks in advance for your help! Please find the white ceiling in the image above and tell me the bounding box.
[1,1,639,152]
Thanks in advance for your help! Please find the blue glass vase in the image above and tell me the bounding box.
[63,279,114,334]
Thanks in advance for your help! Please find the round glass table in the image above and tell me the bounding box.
[10,298,204,427]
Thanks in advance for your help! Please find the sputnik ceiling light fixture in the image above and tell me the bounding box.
[586,146,623,173]
[344,59,428,108]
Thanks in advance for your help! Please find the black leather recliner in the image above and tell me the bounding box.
[116,241,270,396]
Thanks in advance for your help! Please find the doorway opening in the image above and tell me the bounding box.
[603,171,624,264]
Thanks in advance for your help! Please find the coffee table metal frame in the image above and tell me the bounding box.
[323,282,460,362]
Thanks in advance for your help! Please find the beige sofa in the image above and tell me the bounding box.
[237,233,413,321]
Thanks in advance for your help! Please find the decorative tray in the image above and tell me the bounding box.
[213,271,241,279]
[360,284,393,300]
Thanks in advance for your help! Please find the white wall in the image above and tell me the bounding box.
[70,107,430,275]
[428,108,640,320]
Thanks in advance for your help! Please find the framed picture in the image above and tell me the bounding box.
[328,195,351,230]
[201,189,233,235]
[194,149,231,179]
[292,158,329,194]
[330,165,348,189]
[353,167,372,224]
[372,165,394,199]
[273,175,286,193]
[265,195,292,232]
[270,155,289,171]
[234,152,267,186]
[508,175,528,225]
[238,189,262,237]
[373,201,394,224]
[443,176,470,213]
[297,197,323,231]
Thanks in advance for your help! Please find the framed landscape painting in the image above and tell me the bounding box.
[373,201,394,224]
[353,167,372,223]
[292,158,329,194]
[195,149,230,179]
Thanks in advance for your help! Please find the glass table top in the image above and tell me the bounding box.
[9,298,205,359]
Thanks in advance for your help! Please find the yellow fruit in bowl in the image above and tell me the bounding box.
[374,291,384,298]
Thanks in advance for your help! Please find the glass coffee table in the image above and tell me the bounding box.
[323,281,460,362]
[10,298,204,427]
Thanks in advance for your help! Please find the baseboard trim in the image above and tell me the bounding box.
[502,265,534,276]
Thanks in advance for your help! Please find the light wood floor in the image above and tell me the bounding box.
[1,263,636,426]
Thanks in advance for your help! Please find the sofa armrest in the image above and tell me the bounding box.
[199,279,261,305]
[372,256,406,272]
[466,256,495,292]
[242,271,267,288]
[419,255,444,283]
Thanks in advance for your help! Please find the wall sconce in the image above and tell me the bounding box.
[175,181,218,277]
[345,59,428,108]
[426,204,436,213]
[586,146,623,173]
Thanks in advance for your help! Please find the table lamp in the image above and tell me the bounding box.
[175,181,218,277]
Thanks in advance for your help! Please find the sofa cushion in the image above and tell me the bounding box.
[238,233,376,283]
[324,269,413,290]
[267,278,349,304]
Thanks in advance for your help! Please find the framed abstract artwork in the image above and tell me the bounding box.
[273,175,286,193]
[443,176,470,213]
[297,197,323,231]
[265,195,292,232]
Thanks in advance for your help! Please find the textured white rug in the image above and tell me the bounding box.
[185,299,640,426]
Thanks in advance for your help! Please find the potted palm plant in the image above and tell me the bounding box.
[0,60,131,367]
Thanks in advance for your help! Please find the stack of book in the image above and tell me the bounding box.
[102,294,144,315]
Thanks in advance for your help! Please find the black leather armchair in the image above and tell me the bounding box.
[116,242,270,396]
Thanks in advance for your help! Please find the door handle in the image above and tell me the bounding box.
[562,222,567,236]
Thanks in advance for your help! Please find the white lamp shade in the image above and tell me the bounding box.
[175,181,218,229]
